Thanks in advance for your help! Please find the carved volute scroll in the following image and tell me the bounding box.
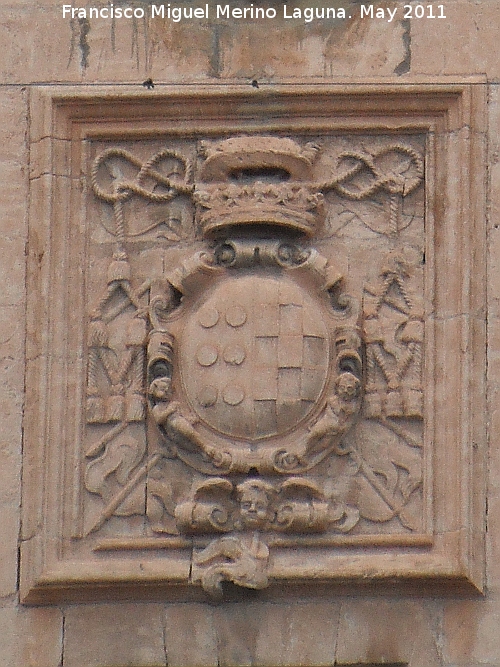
[22,85,486,603]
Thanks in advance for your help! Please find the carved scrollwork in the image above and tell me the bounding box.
[91,148,194,205]
[175,479,235,533]
[318,144,424,200]
[85,436,147,516]
[320,143,424,239]
[172,476,360,536]
[213,239,311,270]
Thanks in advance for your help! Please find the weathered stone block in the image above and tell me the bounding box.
[0,607,63,667]
[164,603,218,666]
[335,600,440,667]
[63,603,167,667]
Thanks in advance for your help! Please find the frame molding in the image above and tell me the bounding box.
[22,80,487,603]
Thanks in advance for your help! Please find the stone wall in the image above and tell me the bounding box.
[0,1,499,665]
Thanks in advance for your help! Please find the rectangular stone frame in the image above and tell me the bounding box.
[21,80,486,603]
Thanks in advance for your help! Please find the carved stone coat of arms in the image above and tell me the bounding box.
[22,84,486,602]
[84,133,426,597]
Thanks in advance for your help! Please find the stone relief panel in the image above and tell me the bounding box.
[22,84,486,602]
[83,134,425,596]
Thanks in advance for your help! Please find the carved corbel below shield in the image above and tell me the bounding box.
[189,475,360,599]
[192,533,270,600]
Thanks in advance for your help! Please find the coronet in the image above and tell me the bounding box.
[195,182,323,237]
[196,136,322,237]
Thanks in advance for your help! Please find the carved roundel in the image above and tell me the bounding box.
[179,274,330,441]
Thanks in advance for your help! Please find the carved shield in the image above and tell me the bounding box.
[179,274,330,441]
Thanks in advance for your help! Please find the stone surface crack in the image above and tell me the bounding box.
[60,614,66,667]
[78,18,90,70]
[162,620,169,666]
